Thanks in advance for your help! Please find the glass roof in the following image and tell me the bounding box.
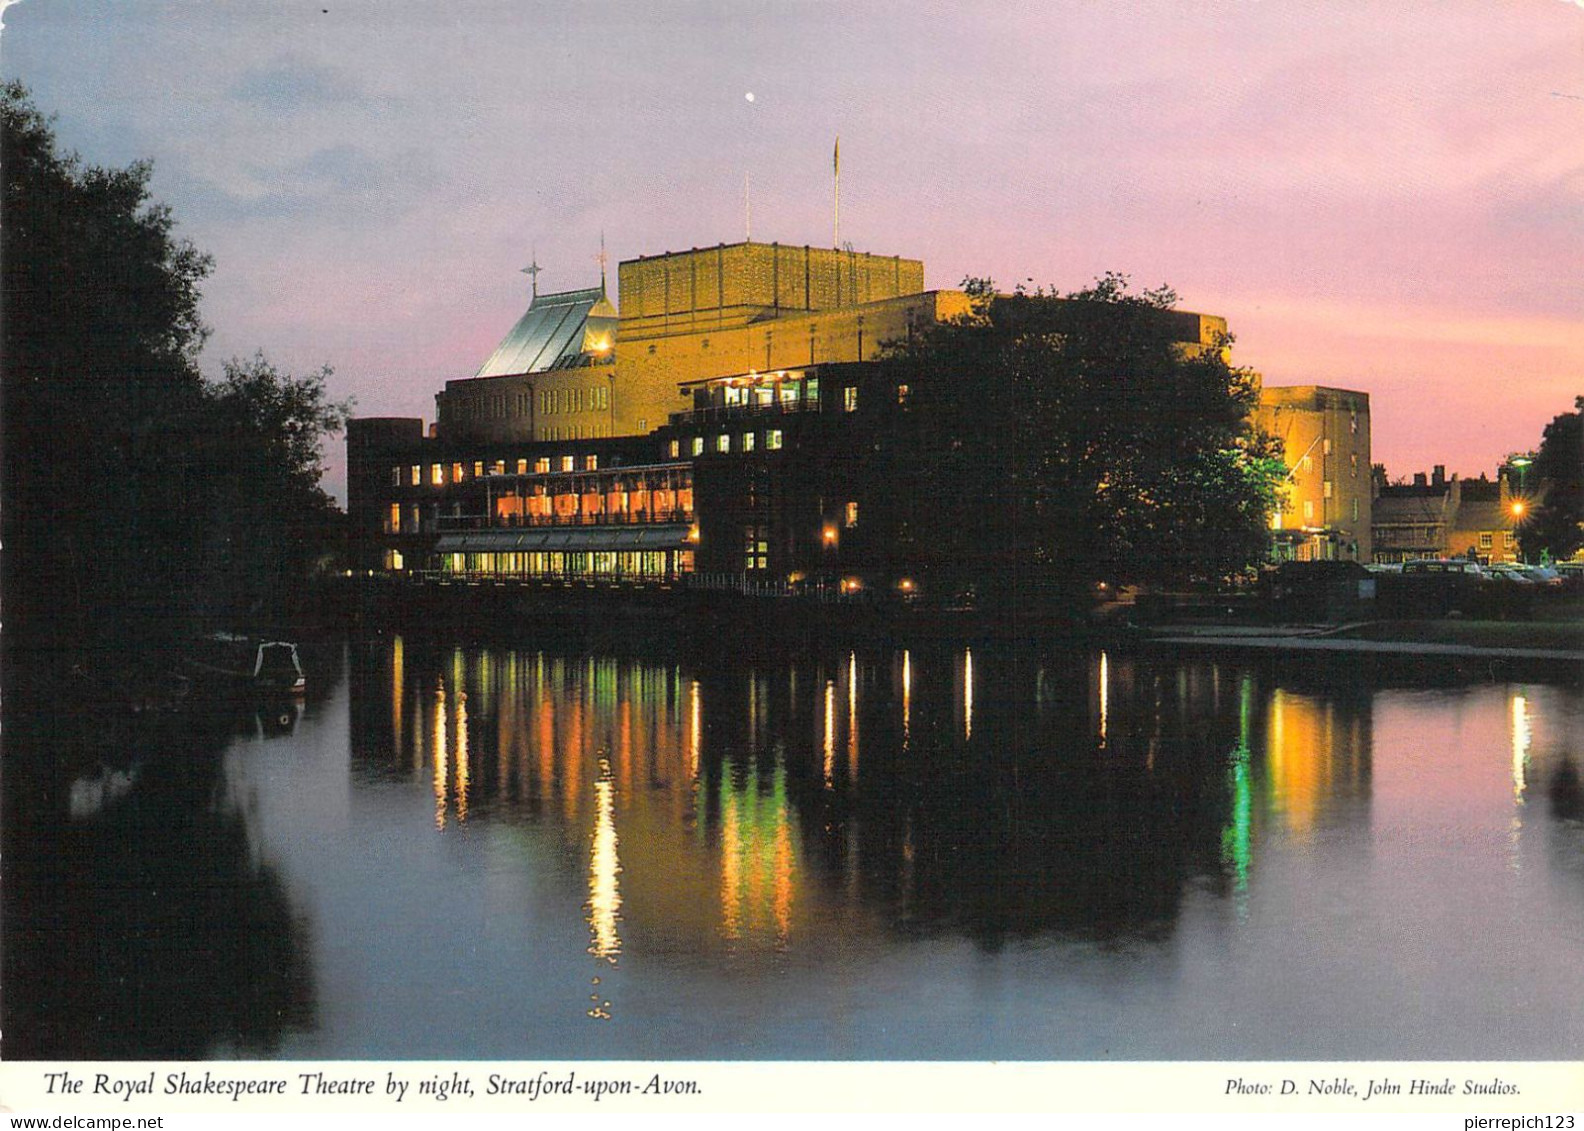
[475,286,618,377]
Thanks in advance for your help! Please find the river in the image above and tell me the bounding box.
[9,632,1583,1060]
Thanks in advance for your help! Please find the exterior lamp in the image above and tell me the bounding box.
[1510,455,1533,494]
[822,525,838,547]
[1510,501,1526,519]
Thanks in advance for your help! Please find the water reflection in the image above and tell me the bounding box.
[354,640,1388,951]
[21,635,1579,1061]
[5,689,317,1058]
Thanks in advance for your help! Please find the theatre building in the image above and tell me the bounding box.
[347,235,1369,590]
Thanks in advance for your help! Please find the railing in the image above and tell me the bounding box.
[684,572,858,601]
[410,568,684,587]
[668,399,822,427]
[434,509,695,531]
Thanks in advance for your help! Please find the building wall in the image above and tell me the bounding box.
[1256,386,1373,562]
[613,290,972,441]
[617,242,925,336]
[346,417,429,571]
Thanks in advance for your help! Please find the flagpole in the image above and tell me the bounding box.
[833,136,840,249]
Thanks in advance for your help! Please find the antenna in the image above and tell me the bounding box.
[833,136,840,249]
[521,250,543,299]
[745,171,752,243]
[595,231,608,295]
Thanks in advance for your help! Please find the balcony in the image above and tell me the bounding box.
[669,397,822,427]
[436,509,694,531]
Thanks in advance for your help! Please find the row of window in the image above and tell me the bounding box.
[1291,498,1363,523]
[541,386,610,415]
[668,429,785,459]
[438,549,694,580]
[393,454,602,487]
[1298,452,1360,477]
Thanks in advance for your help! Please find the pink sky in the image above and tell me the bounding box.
[6,1,1580,498]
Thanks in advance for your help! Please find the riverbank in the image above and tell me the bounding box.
[1144,618,1582,687]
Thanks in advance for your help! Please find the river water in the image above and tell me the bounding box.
[10,633,1584,1060]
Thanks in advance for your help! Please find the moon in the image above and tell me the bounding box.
[745,92,755,103]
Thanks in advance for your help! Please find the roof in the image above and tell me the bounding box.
[475,286,618,378]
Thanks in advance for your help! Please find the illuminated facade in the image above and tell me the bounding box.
[349,235,1347,587]
[1255,385,1373,563]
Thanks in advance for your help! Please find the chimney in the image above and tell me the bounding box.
[1413,472,1428,488]
[1432,465,1446,488]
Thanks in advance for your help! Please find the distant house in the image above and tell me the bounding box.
[1372,463,1539,565]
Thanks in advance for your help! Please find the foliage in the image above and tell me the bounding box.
[1518,396,1583,563]
[194,355,350,620]
[2,83,346,648]
[872,274,1284,607]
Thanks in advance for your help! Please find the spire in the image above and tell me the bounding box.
[595,231,609,296]
[521,250,543,299]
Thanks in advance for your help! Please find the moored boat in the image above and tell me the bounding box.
[184,634,306,696]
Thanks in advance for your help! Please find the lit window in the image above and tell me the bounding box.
[517,458,528,475]
[844,386,858,412]
[897,384,910,404]
[1302,455,1314,473]
[767,430,783,451]
[584,455,598,470]
[560,455,574,472]
[743,525,769,572]
[1323,480,1333,499]
[1351,454,1358,477]
[1479,532,1493,549]
[742,432,756,452]
[1322,439,1332,455]
[492,459,505,476]
[669,439,680,459]
[1302,500,1314,521]
[388,503,401,533]
[1504,531,1515,546]
[535,457,550,474]
[845,501,859,529]
[451,462,464,483]
[716,434,730,453]
[691,437,705,457]
[473,461,484,477]
[410,505,421,530]
[1350,412,1358,434]
[390,467,401,487]
[1351,499,1359,522]
[430,464,443,486]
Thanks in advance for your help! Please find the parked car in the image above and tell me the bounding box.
[1402,558,1485,576]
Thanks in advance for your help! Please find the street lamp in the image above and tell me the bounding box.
[1508,456,1534,563]
[1510,454,1533,493]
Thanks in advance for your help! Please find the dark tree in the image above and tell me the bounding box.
[194,354,349,623]
[1518,396,1583,564]
[2,83,346,652]
[3,82,214,646]
[873,275,1284,609]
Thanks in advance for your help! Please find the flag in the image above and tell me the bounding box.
[834,136,840,177]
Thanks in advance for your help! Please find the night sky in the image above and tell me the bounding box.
[5,1,1580,499]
